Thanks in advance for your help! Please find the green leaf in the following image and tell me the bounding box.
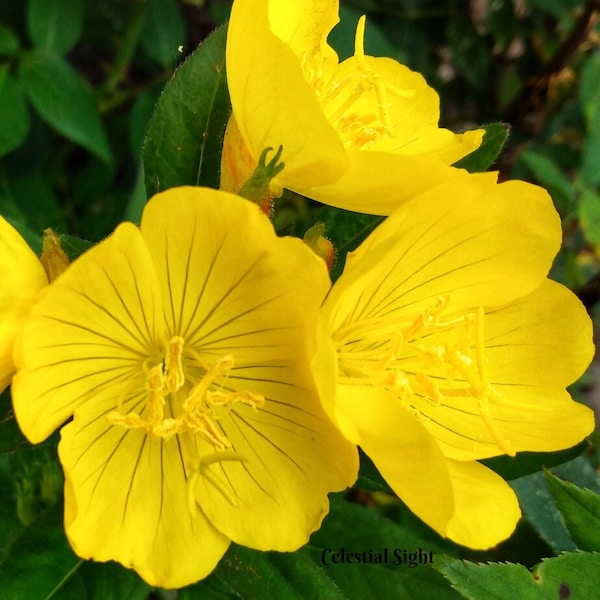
[212,545,346,600]
[140,0,185,67]
[453,122,509,173]
[314,205,383,281]
[27,0,84,56]
[510,458,600,554]
[19,52,111,163]
[125,165,148,224]
[329,5,402,62]
[0,70,30,158]
[481,441,589,481]
[129,90,160,158]
[0,505,84,600]
[8,175,66,232]
[518,150,576,215]
[510,471,576,553]
[581,116,600,187]
[143,24,230,194]
[578,185,600,247]
[57,234,93,261]
[579,49,600,125]
[356,450,391,492]
[0,393,29,455]
[0,25,20,56]
[190,495,459,599]
[0,455,22,557]
[78,562,150,600]
[436,552,600,600]
[306,496,460,599]
[545,470,600,551]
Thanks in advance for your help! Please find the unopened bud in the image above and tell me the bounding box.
[40,229,70,282]
[304,223,335,271]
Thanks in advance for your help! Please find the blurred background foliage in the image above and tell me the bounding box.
[1,0,600,596]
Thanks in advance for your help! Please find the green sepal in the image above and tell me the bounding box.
[453,122,509,173]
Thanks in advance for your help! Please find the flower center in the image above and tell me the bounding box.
[108,336,265,450]
[303,15,414,150]
[334,296,515,456]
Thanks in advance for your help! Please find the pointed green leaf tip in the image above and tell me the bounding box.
[453,122,509,173]
[437,552,600,599]
[544,469,600,552]
[238,145,285,204]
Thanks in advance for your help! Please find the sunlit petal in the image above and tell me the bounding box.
[327,176,561,332]
[60,401,229,589]
[444,459,521,549]
[337,385,454,535]
[0,217,47,391]
[291,150,491,215]
[485,279,594,386]
[138,187,357,548]
[12,223,163,444]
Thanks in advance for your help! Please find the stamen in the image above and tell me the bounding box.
[183,355,235,414]
[335,296,515,455]
[207,389,265,412]
[165,336,185,392]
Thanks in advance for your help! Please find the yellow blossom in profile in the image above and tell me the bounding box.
[314,175,595,548]
[222,0,483,215]
[12,187,358,589]
[0,217,47,392]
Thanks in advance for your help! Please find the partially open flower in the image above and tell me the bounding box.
[314,174,595,548]
[223,0,483,215]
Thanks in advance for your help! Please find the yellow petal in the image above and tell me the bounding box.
[337,385,455,535]
[220,115,259,195]
[321,54,483,162]
[0,217,47,391]
[60,403,229,588]
[486,279,594,386]
[227,0,348,187]
[332,384,521,549]
[140,186,328,344]
[326,175,561,327]
[290,150,487,215]
[12,222,163,443]
[194,377,358,550]
[267,0,339,66]
[444,459,521,549]
[139,186,357,549]
[375,280,594,461]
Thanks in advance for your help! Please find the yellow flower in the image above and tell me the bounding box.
[0,217,47,392]
[223,0,484,215]
[12,187,358,588]
[314,175,595,548]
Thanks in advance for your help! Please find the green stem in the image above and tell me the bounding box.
[98,0,147,102]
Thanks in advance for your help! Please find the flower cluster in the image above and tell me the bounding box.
[1,0,595,591]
